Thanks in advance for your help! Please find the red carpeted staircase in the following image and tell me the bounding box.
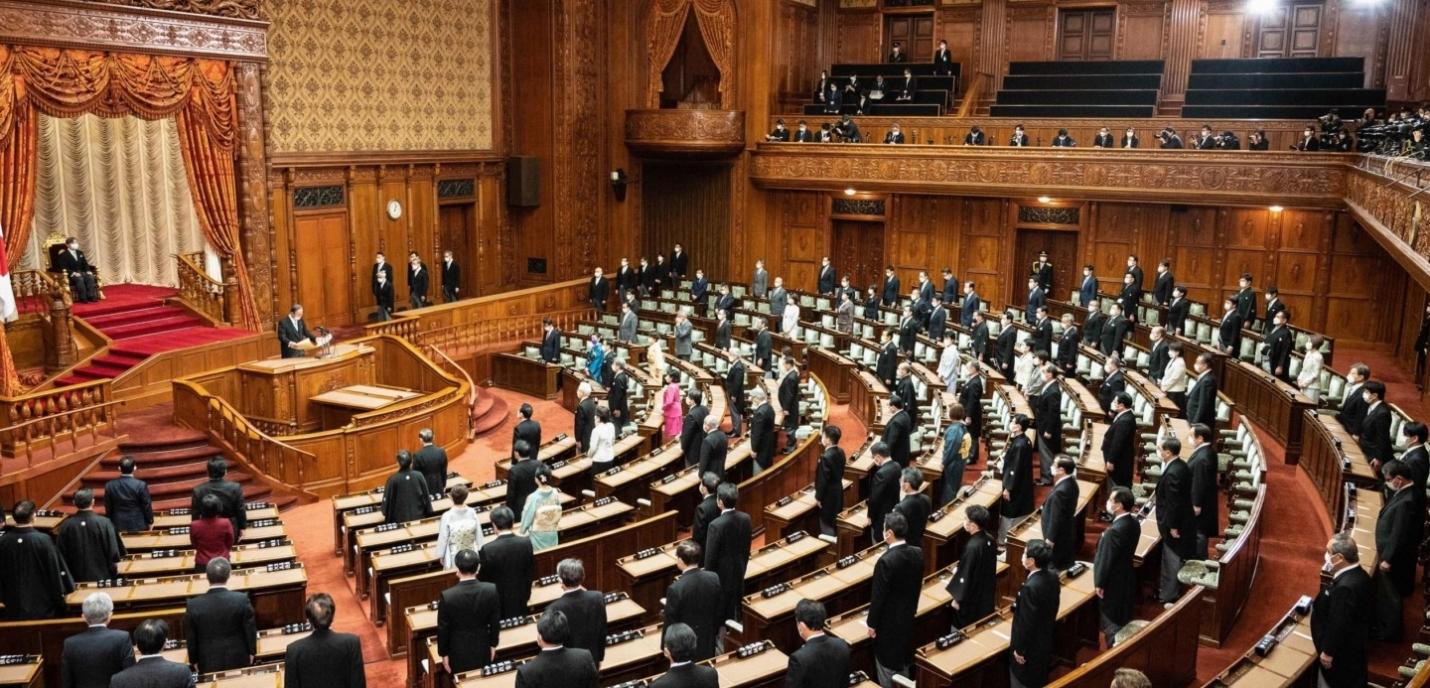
[470,386,509,437]
[56,285,251,388]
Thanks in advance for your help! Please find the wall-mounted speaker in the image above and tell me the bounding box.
[507,156,540,207]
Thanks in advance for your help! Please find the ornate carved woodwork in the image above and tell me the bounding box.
[1343,158,1430,289]
[0,0,267,60]
[235,62,275,325]
[624,109,747,158]
[89,0,262,21]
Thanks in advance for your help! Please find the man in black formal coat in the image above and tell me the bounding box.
[480,507,536,619]
[999,414,1035,548]
[586,267,609,312]
[438,549,501,674]
[651,624,719,688]
[703,482,753,631]
[961,282,982,327]
[407,252,430,309]
[185,558,257,673]
[662,540,724,661]
[1117,274,1141,321]
[1097,358,1126,415]
[1152,260,1174,305]
[1024,277,1046,322]
[1082,300,1105,348]
[787,599,852,688]
[970,311,990,365]
[897,306,917,356]
[1400,421,1429,504]
[1359,381,1394,471]
[371,252,395,300]
[538,319,561,364]
[940,267,959,305]
[1187,424,1219,559]
[1313,533,1373,688]
[1124,255,1144,289]
[1009,540,1060,688]
[1337,363,1370,436]
[868,512,924,687]
[574,382,597,452]
[192,457,247,537]
[689,269,709,316]
[1055,314,1079,375]
[866,442,902,547]
[62,592,135,688]
[778,357,801,451]
[875,329,899,387]
[715,283,736,315]
[928,294,949,341]
[749,387,777,473]
[413,428,449,497]
[285,594,367,688]
[863,286,882,320]
[277,304,319,358]
[947,504,997,627]
[895,468,932,548]
[1094,488,1139,646]
[103,456,153,532]
[680,389,709,468]
[817,256,837,295]
[1372,460,1422,641]
[110,619,196,688]
[725,351,746,437]
[510,402,543,460]
[995,312,1018,379]
[882,267,901,306]
[1166,286,1191,336]
[881,395,914,469]
[0,500,71,619]
[1040,458,1080,570]
[1147,327,1171,381]
[893,362,918,425]
[670,244,688,280]
[609,360,631,430]
[697,416,727,481]
[1093,127,1115,148]
[1264,310,1294,382]
[1234,274,1256,328]
[382,450,434,524]
[691,473,722,547]
[370,270,395,320]
[815,425,847,537]
[441,250,461,303]
[54,236,100,302]
[1102,393,1137,488]
[506,440,540,517]
[56,488,124,583]
[516,610,599,688]
[1185,354,1218,431]
[1101,303,1129,357]
[546,559,608,665]
[753,318,773,373]
[1155,437,1196,604]
[959,360,984,464]
[1029,306,1052,356]
[1034,365,1062,484]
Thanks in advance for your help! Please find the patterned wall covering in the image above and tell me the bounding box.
[264,0,494,153]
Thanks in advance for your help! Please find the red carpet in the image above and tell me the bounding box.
[56,285,251,387]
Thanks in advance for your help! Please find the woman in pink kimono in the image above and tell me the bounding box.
[661,370,683,441]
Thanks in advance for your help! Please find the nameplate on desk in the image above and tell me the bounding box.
[34,508,63,517]
[633,547,662,560]
[480,660,519,677]
[256,538,287,549]
[1064,562,1088,578]
[166,508,191,516]
[606,629,643,645]
[280,622,313,634]
[148,549,179,558]
[554,433,569,442]
[96,578,131,588]
[660,473,681,484]
[775,495,794,507]
[602,466,624,477]
[610,680,649,688]
[836,555,860,569]
[266,561,298,573]
[929,508,946,522]
[427,600,441,610]
[735,642,771,658]
[0,655,37,666]
[374,523,403,533]
[935,631,966,649]
[551,460,569,469]
[1293,594,1312,616]
[602,591,628,604]
[250,518,279,528]
[785,531,806,543]
[499,616,532,629]
[388,543,419,555]
[482,479,505,489]
[245,501,270,510]
[593,496,618,507]
[761,582,791,598]
[538,573,560,586]
[352,506,380,515]
[166,527,190,535]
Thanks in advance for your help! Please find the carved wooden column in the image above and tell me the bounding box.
[553,0,606,282]
[236,62,276,326]
[1160,0,1203,112]
[977,0,1008,91]
[44,290,76,373]
[221,255,240,326]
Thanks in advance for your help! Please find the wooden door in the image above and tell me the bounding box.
[1015,229,1080,306]
[832,220,886,292]
[883,15,935,61]
[1256,2,1322,57]
[439,203,474,295]
[1058,9,1117,61]
[293,211,352,326]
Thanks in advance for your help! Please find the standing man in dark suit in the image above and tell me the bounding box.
[999,414,1035,548]
[787,599,852,688]
[618,301,639,344]
[1337,363,1370,436]
[713,308,733,350]
[670,243,688,281]
[1166,286,1191,336]
[512,404,543,460]
[1102,303,1130,356]
[372,252,394,302]
[753,318,773,374]
[875,329,899,387]
[54,236,100,302]
[868,512,924,688]
[546,559,608,666]
[960,360,985,465]
[897,305,917,356]
[587,267,608,312]
[995,312,1017,379]
[1025,277,1046,321]
[689,269,709,316]
[1359,381,1393,471]
[895,468,932,548]
[438,549,501,674]
[1234,273,1256,329]
[1094,488,1139,646]
[692,473,722,548]
[815,425,846,537]
[1040,458,1080,570]
[110,620,195,688]
[1187,424,1219,559]
[506,440,540,517]
[609,360,631,430]
[1152,260,1174,305]
[1097,356,1127,414]
[1372,460,1421,641]
[0,500,71,619]
[1124,255,1144,290]
[382,450,433,524]
[881,395,914,469]
[1263,286,1286,331]
[715,283,736,315]
[893,362,918,426]
[662,540,724,661]
[1055,314,1079,375]
[286,594,366,688]
[440,250,461,302]
[61,592,134,688]
[407,251,430,309]
[778,356,801,452]
[1029,306,1052,355]
[1034,365,1062,484]
[680,389,709,468]
[1147,326,1171,381]
[277,304,321,358]
[103,456,153,532]
[940,267,959,306]
[1117,273,1141,325]
[615,257,638,306]
[866,442,901,547]
[515,610,599,688]
[480,507,536,619]
[703,482,753,643]
[725,351,746,437]
[1264,310,1294,382]
[413,428,449,497]
[1155,437,1195,605]
[961,282,981,327]
[769,277,788,323]
[574,383,597,453]
[817,256,837,295]
[185,558,256,673]
[1082,300,1105,348]
[192,457,246,538]
[882,267,901,306]
[372,270,395,321]
[928,294,949,341]
[970,311,990,365]
[697,416,727,481]
[1078,265,1098,307]
[56,489,124,583]
[1102,393,1136,488]
[947,504,997,627]
[749,387,776,473]
[1009,540,1060,688]
[1215,298,1243,358]
[538,319,561,364]
[1400,421,1428,503]
[1313,533,1373,688]
[1185,353,1218,431]
[651,624,719,688]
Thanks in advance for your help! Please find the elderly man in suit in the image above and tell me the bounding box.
[55,236,100,302]
[1313,532,1372,688]
[61,593,135,688]
[110,620,195,688]
[674,310,694,360]
[618,302,638,343]
[285,594,366,688]
[414,428,450,497]
[704,482,753,645]
[1094,487,1139,646]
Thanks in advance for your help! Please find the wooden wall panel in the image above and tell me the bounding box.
[1200,10,1248,59]
[1331,3,1387,88]
[937,7,981,93]
[1007,7,1055,62]
[508,0,558,286]
[782,192,826,291]
[641,162,735,282]
[1120,6,1168,59]
[836,11,881,63]
[775,0,822,113]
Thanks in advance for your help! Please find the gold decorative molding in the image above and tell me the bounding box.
[625,109,747,158]
[1343,158,1430,289]
[749,143,1350,207]
[0,0,267,60]
[90,0,261,21]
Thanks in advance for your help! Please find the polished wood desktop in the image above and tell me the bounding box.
[491,350,561,399]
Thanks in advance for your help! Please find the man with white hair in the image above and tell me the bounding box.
[698,414,728,481]
[749,386,776,473]
[574,382,597,453]
[62,592,135,688]
[674,309,694,360]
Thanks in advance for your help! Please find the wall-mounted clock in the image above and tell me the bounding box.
[386,199,403,220]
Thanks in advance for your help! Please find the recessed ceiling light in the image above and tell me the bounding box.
[1268,205,1284,212]
[1037,196,1052,203]
[844,188,856,196]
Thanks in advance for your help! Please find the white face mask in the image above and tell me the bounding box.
[1324,552,1334,568]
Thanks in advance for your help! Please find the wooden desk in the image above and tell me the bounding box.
[615,531,829,618]
[1299,409,1378,525]
[236,343,375,433]
[67,564,308,627]
[741,543,885,651]
[0,658,41,688]
[117,542,295,578]
[763,479,855,539]
[491,352,560,399]
[332,475,469,553]
[924,477,1002,572]
[453,623,667,688]
[122,522,286,551]
[808,346,855,404]
[1201,599,1316,687]
[850,371,889,433]
[1222,360,1314,463]
[194,663,283,688]
[1006,479,1100,582]
[311,384,421,428]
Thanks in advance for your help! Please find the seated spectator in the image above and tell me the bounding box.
[884,123,905,144]
[818,122,835,142]
[1010,124,1029,147]
[1193,125,1216,149]
[1216,130,1241,150]
[1157,128,1184,149]
[1093,126,1114,148]
[895,68,916,101]
[765,119,790,142]
[1121,127,1139,148]
[1294,125,1321,151]
[964,125,987,146]
[1051,128,1075,147]
[794,120,814,142]
[1248,129,1269,150]
[823,82,842,114]
[834,115,862,143]
[867,75,889,106]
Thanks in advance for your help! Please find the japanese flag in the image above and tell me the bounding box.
[0,220,16,322]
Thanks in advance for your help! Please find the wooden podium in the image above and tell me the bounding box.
[237,343,378,434]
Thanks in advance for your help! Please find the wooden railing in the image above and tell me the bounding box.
[385,308,592,357]
[364,277,591,344]
[0,380,120,462]
[420,343,479,438]
[174,252,229,325]
[10,269,64,317]
[172,379,319,502]
[955,71,990,118]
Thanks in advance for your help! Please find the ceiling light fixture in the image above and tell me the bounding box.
[1037,196,1052,203]
[844,188,856,196]
[1268,205,1284,212]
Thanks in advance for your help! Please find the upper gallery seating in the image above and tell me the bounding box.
[1182,57,1385,120]
[803,62,959,117]
[988,60,1163,118]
